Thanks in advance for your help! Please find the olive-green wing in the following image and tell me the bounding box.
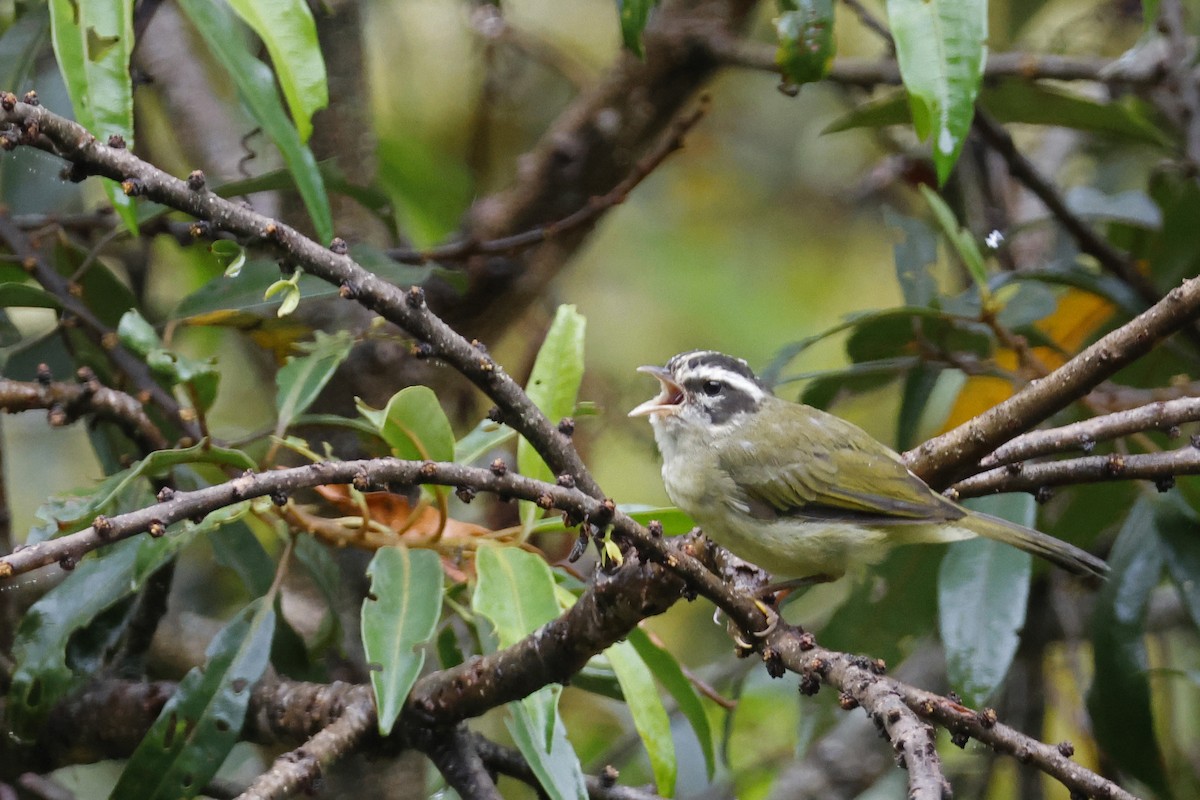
[716,401,962,524]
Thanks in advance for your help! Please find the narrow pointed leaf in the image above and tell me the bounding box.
[362,546,444,735]
[275,330,354,435]
[627,628,715,779]
[475,546,584,795]
[507,699,588,800]
[618,0,660,57]
[607,640,676,796]
[48,0,137,232]
[938,494,1033,707]
[518,305,586,528]
[176,0,332,242]
[226,0,327,142]
[886,0,986,183]
[110,598,276,800]
[1087,495,1169,796]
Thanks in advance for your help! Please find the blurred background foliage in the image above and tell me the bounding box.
[2,0,1200,798]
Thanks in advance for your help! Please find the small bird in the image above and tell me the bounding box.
[630,350,1108,584]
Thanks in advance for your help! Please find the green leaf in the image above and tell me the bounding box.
[7,522,204,739]
[362,546,444,736]
[774,0,836,86]
[0,4,50,93]
[474,546,560,649]
[0,282,61,310]
[293,533,344,656]
[919,185,989,292]
[209,522,276,597]
[618,0,660,57]
[1087,494,1169,796]
[454,418,518,465]
[110,598,276,800]
[474,546,569,762]
[176,0,333,243]
[210,240,247,278]
[527,504,695,538]
[886,0,986,183]
[627,628,714,779]
[823,89,910,134]
[518,305,586,529]
[116,308,162,356]
[797,358,915,410]
[884,207,938,308]
[358,385,454,464]
[980,80,1170,147]
[226,0,327,142]
[376,132,473,249]
[606,640,675,795]
[274,330,355,435]
[507,698,589,800]
[938,494,1033,707]
[117,309,222,411]
[1152,496,1200,633]
[48,0,138,232]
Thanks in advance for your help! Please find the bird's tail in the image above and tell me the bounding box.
[959,510,1109,581]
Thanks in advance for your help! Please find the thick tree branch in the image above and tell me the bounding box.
[905,275,1200,487]
[447,0,758,338]
[0,374,168,452]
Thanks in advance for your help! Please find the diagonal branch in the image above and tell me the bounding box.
[905,273,1200,487]
[978,396,1200,468]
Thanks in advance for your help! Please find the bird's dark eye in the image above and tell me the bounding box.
[702,380,723,397]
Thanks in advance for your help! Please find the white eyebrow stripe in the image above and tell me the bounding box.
[685,367,766,402]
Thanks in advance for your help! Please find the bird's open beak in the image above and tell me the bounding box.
[629,365,684,417]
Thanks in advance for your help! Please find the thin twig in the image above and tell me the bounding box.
[707,47,1166,87]
[384,99,709,266]
[952,444,1200,497]
[971,110,1179,328]
[979,397,1200,468]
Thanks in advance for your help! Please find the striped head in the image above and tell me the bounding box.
[629,350,771,428]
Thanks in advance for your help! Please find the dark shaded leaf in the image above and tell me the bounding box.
[775,0,836,86]
[109,598,276,800]
[1087,494,1169,796]
[938,494,1033,707]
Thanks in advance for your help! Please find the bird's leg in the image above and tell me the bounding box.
[756,573,837,606]
[747,574,837,639]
